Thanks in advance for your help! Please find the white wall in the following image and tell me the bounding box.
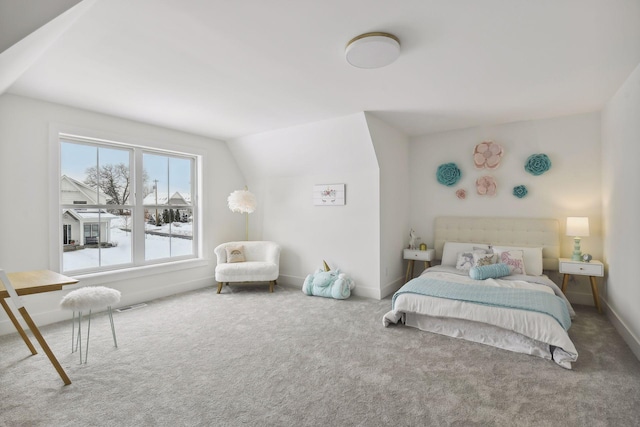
[601,62,640,359]
[228,113,383,298]
[409,112,603,304]
[0,94,246,335]
[365,113,410,297]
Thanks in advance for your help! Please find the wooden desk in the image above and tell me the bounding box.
[1,270,78,385]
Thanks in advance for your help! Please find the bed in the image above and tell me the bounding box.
[383,217,578,369]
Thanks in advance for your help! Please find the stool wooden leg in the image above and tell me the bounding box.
[1,298,37,355]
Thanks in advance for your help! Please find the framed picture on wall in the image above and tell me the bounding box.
[313,184,346,206]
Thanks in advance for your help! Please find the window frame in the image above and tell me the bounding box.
[50,126,203,279]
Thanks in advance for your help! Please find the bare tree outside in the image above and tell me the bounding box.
[85,163,148,213]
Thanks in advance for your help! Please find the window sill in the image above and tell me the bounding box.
[68,258,210,287]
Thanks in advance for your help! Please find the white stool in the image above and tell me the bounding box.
[60,286,121,364]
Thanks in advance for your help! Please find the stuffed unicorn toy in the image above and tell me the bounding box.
[302,262,355,300]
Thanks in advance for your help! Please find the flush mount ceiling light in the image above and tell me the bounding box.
[345,32,400,69]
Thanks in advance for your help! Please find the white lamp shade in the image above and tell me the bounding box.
[345,32,400,69]
[566,217,589,237]
[227,189,257,214]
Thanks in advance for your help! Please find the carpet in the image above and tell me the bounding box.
[1,284,639,426]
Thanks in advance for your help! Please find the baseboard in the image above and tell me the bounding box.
[277,273,381,299]
[0,276,214,337]
[380,276,404,299]
[565,290,596,307]
[603,298,640,362]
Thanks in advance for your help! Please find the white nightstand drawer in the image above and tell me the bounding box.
[559,259,603,277]
[403,249,435,261]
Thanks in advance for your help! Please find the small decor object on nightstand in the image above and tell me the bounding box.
[408,229,420,250]
[582,253,592,262]
[419,243,427,251]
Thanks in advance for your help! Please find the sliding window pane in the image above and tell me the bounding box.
[143,153,194,261]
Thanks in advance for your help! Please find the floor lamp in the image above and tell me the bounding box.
[227,187,257,240]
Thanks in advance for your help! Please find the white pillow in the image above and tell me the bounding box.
[492,246,543,276]
[496,250,526,274]
[473,252,497,267]
[455,249,487,271]
[441,242,491,267]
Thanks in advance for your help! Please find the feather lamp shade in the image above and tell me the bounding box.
[227,189,256,214]
[228,188,257,240]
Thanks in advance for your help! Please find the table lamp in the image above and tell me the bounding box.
[566,217,589,261]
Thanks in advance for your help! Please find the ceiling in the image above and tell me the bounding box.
[2,0,640,140]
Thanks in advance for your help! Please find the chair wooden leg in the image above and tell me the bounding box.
[269,281,275,293]
[1,298,37,355]
[18,307,71,385]
[217,282,223,294]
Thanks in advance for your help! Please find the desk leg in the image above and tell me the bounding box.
[1,298,37,355]
[590,276,602,314]
[405,260,415,283]
[561,274,570,293]
[18,307,71,385]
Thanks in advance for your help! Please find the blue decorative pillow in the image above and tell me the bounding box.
[469,263,511,280]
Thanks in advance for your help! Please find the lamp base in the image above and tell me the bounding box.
[571,237,582,261]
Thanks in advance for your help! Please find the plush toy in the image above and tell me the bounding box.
[302,263,355,300]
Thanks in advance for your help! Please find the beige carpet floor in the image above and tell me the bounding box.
[1,284,639,426]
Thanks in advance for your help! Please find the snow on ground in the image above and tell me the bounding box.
[63,226,193,272]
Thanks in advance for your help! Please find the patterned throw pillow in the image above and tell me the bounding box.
[456,250,487,271]
[225,245,246,263]
[473,252,497,267]
[499,250,526,275]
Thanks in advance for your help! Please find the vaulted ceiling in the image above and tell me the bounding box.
[2,0,640,140]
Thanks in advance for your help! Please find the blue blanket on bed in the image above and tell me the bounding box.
[393,277,571,330]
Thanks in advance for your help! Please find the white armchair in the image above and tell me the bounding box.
[214,241,281,293]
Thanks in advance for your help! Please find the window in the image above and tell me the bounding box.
[59,135,198,274]
[63,225,72,245]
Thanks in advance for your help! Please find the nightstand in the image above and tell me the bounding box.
[559,258,604,313]
[404,249,435,283]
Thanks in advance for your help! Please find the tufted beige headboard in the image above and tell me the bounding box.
[434,216,560,271]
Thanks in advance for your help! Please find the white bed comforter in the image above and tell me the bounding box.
[383,266,578,369]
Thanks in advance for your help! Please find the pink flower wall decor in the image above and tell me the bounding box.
[473,141,504,169]
[476,176,497,196]
[456,189,466,199]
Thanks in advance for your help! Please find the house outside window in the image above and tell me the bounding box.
[59,135,198,274]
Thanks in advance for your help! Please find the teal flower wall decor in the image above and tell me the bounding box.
[525,154,551,176]
[436,163,461,186]
[513,185,528,198]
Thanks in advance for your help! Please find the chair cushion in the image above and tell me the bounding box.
[60,286,121,311]
[215,261,278,283]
